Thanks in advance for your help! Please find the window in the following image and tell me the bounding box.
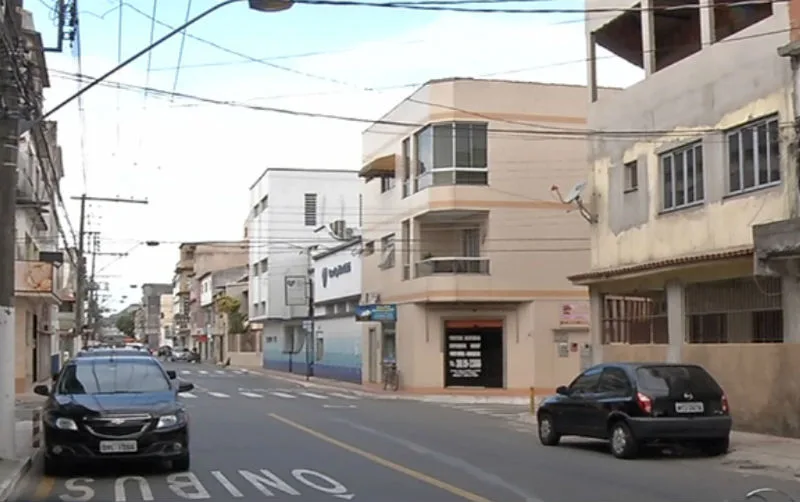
[727,116,780,194]
[414,122,488,191]
[362,241,375,256]
[304,193,318,226]
[597,367,631,394]
[661,142,704,211]
[623,160,638,192]
[57,361,170,394]
[380,176,395,193]
[569,367,602,394]
[379,234,396,269]
[401,138,411,198]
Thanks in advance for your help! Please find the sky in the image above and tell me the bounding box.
[26,0,642,312]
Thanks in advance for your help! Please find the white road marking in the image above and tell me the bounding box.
[180,370,191,375]
[198,370,209,375]
[300,392,328,400]
[329,392,359,400]
[215,370,225,374]
[322,404,357,409]
[179,392,197,398]
[211,470,243,497]
[207,392,230,398]
[270,392,297,399]
[240,392,263,399]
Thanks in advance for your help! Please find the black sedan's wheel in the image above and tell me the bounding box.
[609,421,638,459]
[537,413,561,446]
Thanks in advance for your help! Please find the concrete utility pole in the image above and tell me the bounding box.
[0,0,32,461]
[305,246,315,381]
[71,195,147,343]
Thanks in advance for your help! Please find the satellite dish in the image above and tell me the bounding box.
[564,181,587,204]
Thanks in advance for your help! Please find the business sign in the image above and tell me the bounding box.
[284,275,308,306]
[354,304,397,323]
[559,302,590,326]
[321,262,351,288]
[15,261,54,294]
[446,333,483,384]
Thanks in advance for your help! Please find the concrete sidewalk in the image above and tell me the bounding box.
[0,395,43,501]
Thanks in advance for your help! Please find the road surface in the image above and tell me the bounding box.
[9,362,799,501]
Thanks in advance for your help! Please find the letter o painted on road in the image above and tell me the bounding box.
[291,469,348,495]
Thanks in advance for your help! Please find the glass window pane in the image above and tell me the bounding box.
[471,123,488,168]
[455,170,488,185]
[58,361,171,394]
[742,127,755,189]
[695,145,704,200]
[756,123,768,186]
[674,152,685,206]
[768,119,781,183]
[685,148,695,202]
[433,124,453,169]
[416,126,433,175]
[662,156,673,209]
[728,133,740,192]
[454,123,472,167]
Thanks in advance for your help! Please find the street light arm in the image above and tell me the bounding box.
[23,0,242,135]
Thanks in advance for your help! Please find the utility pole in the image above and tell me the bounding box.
[305,246,315,381]
[71,195,147,344]
[0,0,32,461]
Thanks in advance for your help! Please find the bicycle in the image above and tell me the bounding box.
[382,361,399,391]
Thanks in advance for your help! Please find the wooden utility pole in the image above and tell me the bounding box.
[70,195,147,342]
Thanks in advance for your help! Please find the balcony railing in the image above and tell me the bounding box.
[414,257,490,277]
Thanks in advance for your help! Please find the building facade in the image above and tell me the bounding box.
[247,168,361,373]
[159,294,174,348]
[140,283,171,349]
[571,0,800,435]
[198,266,247,362]
[358,78,604,393]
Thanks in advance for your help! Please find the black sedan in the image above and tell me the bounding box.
[35,354,194,475]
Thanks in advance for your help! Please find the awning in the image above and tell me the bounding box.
[359,154,396,179]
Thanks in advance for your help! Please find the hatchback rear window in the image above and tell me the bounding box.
[636,365,722,397]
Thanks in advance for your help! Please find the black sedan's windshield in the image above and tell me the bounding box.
[56,360,171,395]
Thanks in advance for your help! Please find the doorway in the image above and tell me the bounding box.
[444,319,504,388]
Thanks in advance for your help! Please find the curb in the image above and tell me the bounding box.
[0,449,39,502]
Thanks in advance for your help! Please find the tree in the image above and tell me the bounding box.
[116,313,135,337]
[216,295,245,335]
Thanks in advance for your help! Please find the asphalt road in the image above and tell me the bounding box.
[9,362,800,502]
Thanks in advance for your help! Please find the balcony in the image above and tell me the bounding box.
[414,257,490,277]
[15,260,60,304]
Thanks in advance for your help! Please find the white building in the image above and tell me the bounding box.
[247,168,360,373]
[309,239,362,383]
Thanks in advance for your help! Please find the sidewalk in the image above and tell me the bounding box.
[234,364,800,479]
[0,394,44,501]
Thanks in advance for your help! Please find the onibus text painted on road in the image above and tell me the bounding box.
[50,468,354,501]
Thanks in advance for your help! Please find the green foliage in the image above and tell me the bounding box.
[115,313,135,337]
[217,295,245,335]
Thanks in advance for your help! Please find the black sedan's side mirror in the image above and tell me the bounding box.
[166,370,177,379]
[556,385,570,396]
[178,381,194,393]
[33,384,50,396]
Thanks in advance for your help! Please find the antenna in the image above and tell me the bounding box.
[551,181,598,224]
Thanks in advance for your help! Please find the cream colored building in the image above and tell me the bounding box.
[358,78,616,394]
[159,294,174,347]
[571,0,800,435]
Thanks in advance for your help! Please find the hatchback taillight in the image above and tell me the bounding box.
[636,392,652,414]
[721,393,729,413]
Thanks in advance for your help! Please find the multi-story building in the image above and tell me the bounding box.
[198,266,247,362]
[569,0,798,434]
[247,167,360,374]
[12,11,68,392]
[358,78,608,393]
[217,275,250,367]
[159,294,174,348]
[140,283,171,349]
[172,241,248,355]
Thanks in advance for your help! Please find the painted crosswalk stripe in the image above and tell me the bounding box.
[329,392,359,400]
[199,370,209,375]
[179,392,197,398]
[300,392,328,400]
[240,392,263,398]
[215,370,225,374]
[270,392,297,399]
[208,391,230,398]
[180,370,191,374]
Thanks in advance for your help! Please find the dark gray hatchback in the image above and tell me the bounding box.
[537,362,731,459]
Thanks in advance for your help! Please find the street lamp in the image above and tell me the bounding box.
[22,0,293,135]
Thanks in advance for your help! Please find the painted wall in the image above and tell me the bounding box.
[314,317,362,383]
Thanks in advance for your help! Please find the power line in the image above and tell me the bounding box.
[170,0,193,103]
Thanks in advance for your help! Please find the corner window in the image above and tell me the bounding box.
[623,160,638,192]
[380,176,395,193]
[401,138,411,198]
[413,122,488,192]
[661,142,704,211]
[726,115,780,195]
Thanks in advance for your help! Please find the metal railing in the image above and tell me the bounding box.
[414,257,490,277]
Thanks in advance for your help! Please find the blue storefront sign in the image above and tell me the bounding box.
[355,304,397,323]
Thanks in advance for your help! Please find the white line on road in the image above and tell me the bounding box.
[329,393,359,400]
[270,392,297,399]
[199,370,209,375]
[215,370,225,374]
[240,392,263,398]
[180,370,191,374]
[300,392,328,400]
[323,404,357,409]
[207,391,230,398]
[179,392,198,398]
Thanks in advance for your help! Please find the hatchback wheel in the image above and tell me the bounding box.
[609,421,638,459]
[700,436,729,456]
[537,413,561,446]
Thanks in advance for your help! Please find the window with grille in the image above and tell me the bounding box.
[661,141,704,211]
[304,193,318,226]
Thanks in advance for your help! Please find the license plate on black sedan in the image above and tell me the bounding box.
[99,440,137,453]
[675,402,704,414]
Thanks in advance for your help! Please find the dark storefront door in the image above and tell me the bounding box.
[444,320,504,388]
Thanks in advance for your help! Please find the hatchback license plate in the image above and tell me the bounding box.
[675,402,704,413]
[99,440,137,453]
